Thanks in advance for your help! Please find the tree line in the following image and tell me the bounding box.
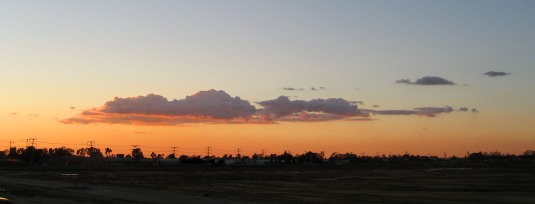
[1,146,534,166]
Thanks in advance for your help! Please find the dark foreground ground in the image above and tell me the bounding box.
[1,164,535,203]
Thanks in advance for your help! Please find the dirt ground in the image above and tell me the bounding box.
[1,164,535,203]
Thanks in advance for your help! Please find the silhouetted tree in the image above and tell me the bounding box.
[278,151,295,164]
[132,147,144,165]
[105,147,112,157]
[50,146,74,157]
[8,147,18,159]
[166,153,176,159]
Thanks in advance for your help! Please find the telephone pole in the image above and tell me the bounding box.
[28,138,37,148]
[28,138,37,166]
[88,141,95,149]
[206,146,212,157]
[171,146,177,158]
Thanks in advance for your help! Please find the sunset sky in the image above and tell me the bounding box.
[1,1,534,157]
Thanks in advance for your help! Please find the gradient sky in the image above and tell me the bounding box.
[1,1,534,157]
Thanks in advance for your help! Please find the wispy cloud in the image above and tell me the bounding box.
[134,131,148,134]
[362,106,455,117]
[484,71,511,77]
[282,87,304,91]
[282,86,325,91]
[396,76,455,86]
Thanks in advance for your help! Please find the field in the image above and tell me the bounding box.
[1,164,535,203]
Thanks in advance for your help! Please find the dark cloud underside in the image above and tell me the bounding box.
[484,71,511,77]
[397,76,455,86]
[62,90,472,126]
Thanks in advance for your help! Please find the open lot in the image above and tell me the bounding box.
[1,164,535,203]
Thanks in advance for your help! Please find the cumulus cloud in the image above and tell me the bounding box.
[101,90,255,119]
[62,90,258,125]
[63,89,466,126]
[396,76,455,85]
[484,71,511,77]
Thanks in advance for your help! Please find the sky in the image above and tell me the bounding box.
[1,1,534,157]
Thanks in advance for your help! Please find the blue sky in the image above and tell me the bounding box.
[1,1,534,155]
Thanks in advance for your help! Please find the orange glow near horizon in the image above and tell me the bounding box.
[2,111,534,158]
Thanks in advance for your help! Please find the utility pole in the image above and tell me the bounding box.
[88,141,95,148]
[260,149,266,157]
[206,146,212,157]
[87,141,95,157]
[29,138,37,148]
[236,148,241,158]
[9,141,13,149]
[131,145,140,165]
[28,138,37,166]
[171,146,178,159]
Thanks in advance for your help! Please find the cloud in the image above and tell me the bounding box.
[282,87,304,91]
[257,96,364,119]
[310,87,325,91]
[63,90,464,126]
[396,76,455,85]
[362,106,454,117]
[62,90,258,125]
[484,71,511,77]
[283,87,325,91]
[101,90,255,119]
[459,107,469,112]
[134,131,148,134]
